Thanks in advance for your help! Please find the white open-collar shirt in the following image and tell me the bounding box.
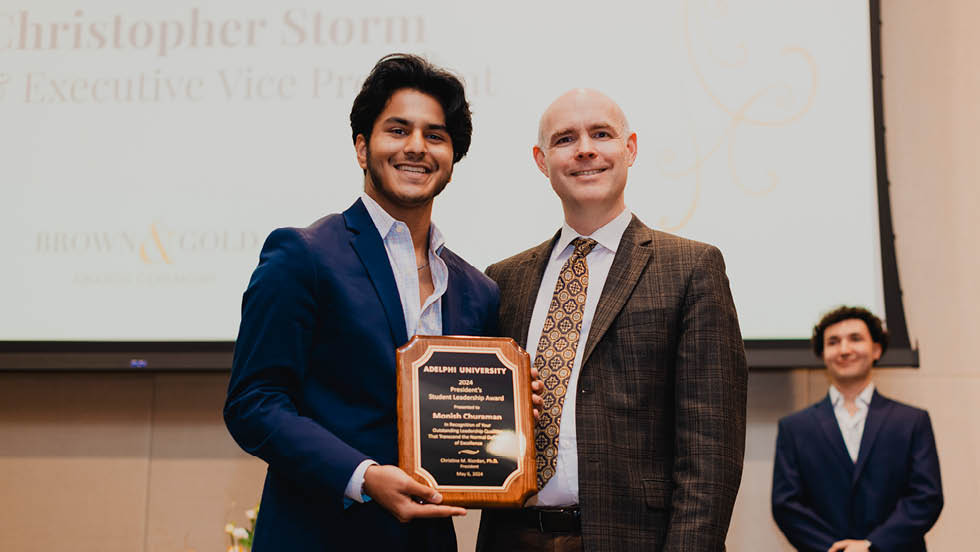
[344,193,449,503]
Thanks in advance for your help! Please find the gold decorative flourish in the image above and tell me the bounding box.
[138,222,173,264]
[656,0,818,230]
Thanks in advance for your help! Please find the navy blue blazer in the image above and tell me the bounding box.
[772,390,943,551]
[224,199,499,551]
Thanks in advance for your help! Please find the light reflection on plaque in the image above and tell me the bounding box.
[486,429,521,460]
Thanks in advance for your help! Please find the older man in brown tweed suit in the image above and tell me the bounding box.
[475,89,747,551]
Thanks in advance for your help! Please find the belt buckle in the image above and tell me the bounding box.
[534,507,578,533]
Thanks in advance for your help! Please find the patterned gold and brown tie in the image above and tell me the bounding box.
[534,237,598,488]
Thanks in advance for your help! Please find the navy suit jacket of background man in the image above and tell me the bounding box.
[772,390,943,551]
[224,198,499,550]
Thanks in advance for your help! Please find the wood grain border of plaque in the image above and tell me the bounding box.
[397,335,536,508]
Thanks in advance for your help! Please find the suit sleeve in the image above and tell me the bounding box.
[484,263,501,287]
[771,418,839,551]
[223,228,369,503]
[866,411,943,549]
[664,245,748,551]
[481,272,501,338]
[483,263,503,337]
[483,289,500,337]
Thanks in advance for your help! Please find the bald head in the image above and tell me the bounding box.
[537,89,630,147]
[532,88,638,236]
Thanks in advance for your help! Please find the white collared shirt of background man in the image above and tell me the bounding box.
[829,382,876,463]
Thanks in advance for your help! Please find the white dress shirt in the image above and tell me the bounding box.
[344,193,449,503]
[525,208,632,507]
[829,382,875,463]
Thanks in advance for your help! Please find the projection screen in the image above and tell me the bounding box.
[0,0,917,369]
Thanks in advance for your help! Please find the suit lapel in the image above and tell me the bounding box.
[512,236,556,349]
[344,199,408,346]
[440,254,464,335]
[581,216,652,367]
[814,396,856,476]
[852,390,893,486]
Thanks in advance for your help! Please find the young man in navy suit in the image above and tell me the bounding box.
[772,306,943,552]
[224,54,500,551]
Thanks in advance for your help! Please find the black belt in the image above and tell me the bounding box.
[518,507,581,533]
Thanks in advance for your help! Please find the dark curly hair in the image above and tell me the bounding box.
[350,53,472,163]
[811,306,889,359]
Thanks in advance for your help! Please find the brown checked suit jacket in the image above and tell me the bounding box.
[484,215,747,551]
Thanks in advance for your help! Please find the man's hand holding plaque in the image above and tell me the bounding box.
[396,336,538,508]
[362,464,467,522]
[530,365,543,419]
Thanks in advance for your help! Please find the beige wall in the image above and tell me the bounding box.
[728,0,980,549]
[0,373,267,551]
[1,1,977,550]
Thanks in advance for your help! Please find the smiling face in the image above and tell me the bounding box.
[822,318,882,388]
[356,88,454,214]
[534,89,637,232]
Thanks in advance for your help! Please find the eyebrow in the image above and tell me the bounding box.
[383,117,448,132]
[826,332,866,340]
[547,123,617,143]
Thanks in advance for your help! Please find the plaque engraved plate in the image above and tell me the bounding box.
[397,335,536,508]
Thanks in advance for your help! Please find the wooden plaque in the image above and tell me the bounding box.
[397,335,537,508]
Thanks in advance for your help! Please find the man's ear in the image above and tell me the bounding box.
[533,145,549,177]
[626,132,638,167]
[355,134,368,170]
[872,342,883,362]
